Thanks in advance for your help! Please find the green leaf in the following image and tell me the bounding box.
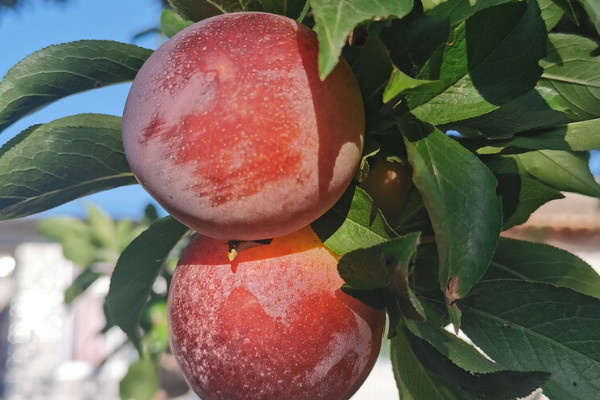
[459,279,600,400]
[260,0,307,19]
[526,119,600,151]
[357,36,394,103]
[577,0,600,36]
[160,8,194,38]
[422,0,515,26]
[406,318,501,373]
[119,358,159,400]
[551,0,578,23]
[383,68,443,103]
[485,156,564,229]
[310,0,414,79]
[391,327,473,400]
[515,149,600,197]
[501,176,564,229]
[540,33,600,121]
[87,204,119,253]
[446,33,600,139]
[0,41,152,134]
[338,233,420,289]
[38,217,97,267]
[474,118,600,153]
[408,1,547,125]
[445,85,571,139]
[64,269,103,305]
[391,326,549,400]
[379,14,450,77]
[107,217,189,355]
[539,0,565,30]
[392,185,433,236]
[0,114,136,221]
[484,237,600,300]
[402,120,502,318]
[311,185,397,256]
[339,233,425,321]
[167,0,258,21]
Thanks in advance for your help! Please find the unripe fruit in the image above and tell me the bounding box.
[168,227,385,400]
[122,12,365,240]
[361,158,413,223]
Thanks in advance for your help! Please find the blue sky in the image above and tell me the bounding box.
[0,0,167,220]
[1,1,599,221]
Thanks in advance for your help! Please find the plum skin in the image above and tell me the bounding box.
[122,12,365,240]
[360,158,413,223]
[167,227,385,400]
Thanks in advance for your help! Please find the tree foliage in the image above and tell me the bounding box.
[2,0,600,399]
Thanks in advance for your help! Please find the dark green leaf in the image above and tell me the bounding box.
[523,119,600,151]
[339,233,425,321]
[408,1,547,125]
[391,327,472,400]
[501,176,564,229]
[539,0,565,30]
[107,217,189,354]
[459,279,600,400]
[391,326,549,400]
[446,33,600,139]
[577,0,600,36]
[486,156,564,229]
[540,33,600,121]
[402,120,502,318]
[484,237,600,300]
[383,68,443,103]
[0,114,136,221]
[167,0,259,21]
[392,185,433,236]
[406,318,500,373]
[0,41,152,134]
[119,358,159,400]
[311,185,397,256]
[161,8,194,38]
[474,118,600,153]
[260,0,307,19]
[422,0,514,26]
[379,14,450,77]
[358,36,394,103]
[338,233,420,289]
[64,269,103,305]
[445,86,571,139]
[403,326,550,400]
[515,150,600,197]
[310,0,414,78]
[551,0,578,23]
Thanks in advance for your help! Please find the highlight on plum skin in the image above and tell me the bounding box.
[167,227,386,400]
[122,12,365,241]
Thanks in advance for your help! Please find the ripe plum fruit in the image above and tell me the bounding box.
[122,12,365,240]
[167,227,385,400]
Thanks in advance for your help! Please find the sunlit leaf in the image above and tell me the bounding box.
[107,217,189,354]
[402,119,502,325]
[422,0,515,26]
[312,185,397,256]
[484,237,600,300]
[408,1,546,125]
[310,0,413,78]
[161,8,194,37]
[460,280,600,400]
[0,114,136,221]
[0,41,151,133]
